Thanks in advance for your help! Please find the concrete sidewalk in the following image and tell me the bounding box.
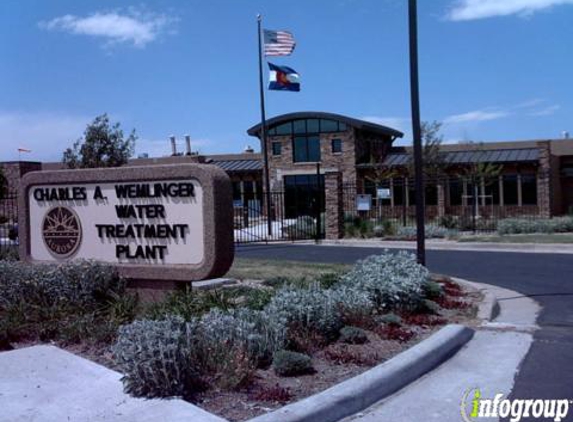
[0,345,226,422]
[343,282,540,422]
[305,238,573,254]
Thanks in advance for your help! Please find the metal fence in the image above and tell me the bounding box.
[342,175,544,237]
[234,188,324,244]
[0,191,19,254]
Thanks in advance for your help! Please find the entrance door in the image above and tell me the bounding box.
[284,174,325,219]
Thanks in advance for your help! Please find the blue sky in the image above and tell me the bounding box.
[1,0,572,162]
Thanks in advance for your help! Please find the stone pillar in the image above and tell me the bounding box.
[536,141,551,218]
[324,171,344,240]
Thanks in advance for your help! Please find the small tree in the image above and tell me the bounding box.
[407,120,447,179]
[63,114,136,169]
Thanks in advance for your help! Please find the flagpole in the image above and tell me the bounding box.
[257,14,273,238]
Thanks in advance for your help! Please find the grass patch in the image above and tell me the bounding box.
[458,234,573,244]
[227,258,351,280]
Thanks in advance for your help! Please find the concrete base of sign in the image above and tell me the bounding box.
[193,278,237,290]
[0,345,226,422]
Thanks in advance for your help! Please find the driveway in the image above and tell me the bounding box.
[236,244,573,409]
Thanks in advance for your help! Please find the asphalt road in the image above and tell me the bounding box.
[236,244,573,411]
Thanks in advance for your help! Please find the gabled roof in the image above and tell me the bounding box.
[247,112,404,138]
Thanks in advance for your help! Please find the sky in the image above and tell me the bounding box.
[1,0,572,162]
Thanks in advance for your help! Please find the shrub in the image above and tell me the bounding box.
[423,280,444,300]
[0,260,127,344]
[375,325,415,343]
[339,326,368,344]
[316,272,342,289]
[378,313,402,326]
[0,246,18,261]
[338,251,429,310]
[438,215,458,229]
[113,317,202,398]
[282,215,324,240]
[272,350,314,376]
[242,288,274,311]
[498,217,573,235]
[264,284,344,340]
[395,226,456,239]
[323,344,380,366]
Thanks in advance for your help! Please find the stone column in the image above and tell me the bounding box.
[536,141,552,217]
[324,171,344,240]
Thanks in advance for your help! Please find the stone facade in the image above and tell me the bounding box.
[266,129,358,189]
[324,172,344,239]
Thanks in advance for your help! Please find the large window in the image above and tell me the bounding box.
[293,136,321,162]
[448,178,463,206]
[521,174,537,205]
[503,175,518,205]
[267,118,348,136]
[483,178,500,205]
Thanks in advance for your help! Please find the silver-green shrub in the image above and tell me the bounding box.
[112,316,200,398]
[498,217,573,235]
[339,251,429,310]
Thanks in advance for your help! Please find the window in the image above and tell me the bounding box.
[307,119,320,133]
[275,122,292,135]
[293,119,306,134]
[331,138,342,153]
[521,174,537,205]
[483,177,500,205]
[503,175,518,205]
[272,142,282,156]
[448,178,463,206]
[320,119,339,132]
[425,185,437,206]
[393,178,405,205]
[293,136,321,162]
[232,182,241,201]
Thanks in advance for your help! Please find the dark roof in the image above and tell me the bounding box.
[357,148,541,168]
[209,159,262,172]
[247,112,404,138]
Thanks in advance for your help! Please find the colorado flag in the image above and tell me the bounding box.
[268,62,300,92]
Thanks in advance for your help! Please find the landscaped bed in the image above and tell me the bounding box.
[0,253,480,422]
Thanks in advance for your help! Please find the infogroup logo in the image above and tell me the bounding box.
[461,388,571,422]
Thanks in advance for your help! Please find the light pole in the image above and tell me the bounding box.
[408,0,426,265]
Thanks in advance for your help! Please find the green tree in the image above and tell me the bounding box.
[63,114,136,169]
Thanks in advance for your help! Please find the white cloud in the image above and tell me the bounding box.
[443,109,510,124]
[39,9,176,48]
[0,111,89,162]
[446,0,573,21]
[529,104,561,116]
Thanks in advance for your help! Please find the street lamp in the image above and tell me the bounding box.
[408,0,426,266]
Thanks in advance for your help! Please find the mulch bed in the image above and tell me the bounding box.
[194,277,481,421]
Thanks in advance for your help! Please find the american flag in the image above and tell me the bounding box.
[263,29,296,56]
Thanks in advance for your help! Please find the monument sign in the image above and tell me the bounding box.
[19,164,234,282]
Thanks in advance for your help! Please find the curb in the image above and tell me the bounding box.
[450,277,500,322]
[246,324,474,422]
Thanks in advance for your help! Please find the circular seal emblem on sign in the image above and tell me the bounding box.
[42,206,82,258]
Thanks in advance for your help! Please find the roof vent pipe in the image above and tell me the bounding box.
[244,145,254,154]
[170,135,177,156]
[185,134,192,155]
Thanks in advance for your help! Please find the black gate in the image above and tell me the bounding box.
[234,180,324,244]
